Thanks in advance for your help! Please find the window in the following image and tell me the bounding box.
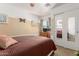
[42,20,49,28]
[0,14,7,23]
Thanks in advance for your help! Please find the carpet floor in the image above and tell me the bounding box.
[54,45,76,56]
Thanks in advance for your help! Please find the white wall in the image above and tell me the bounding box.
[0,3,39,21]
[51,4,79,50]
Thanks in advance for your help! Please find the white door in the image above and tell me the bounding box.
[64,10,79,50]
[54,13,64,46]
[54,9,79,50]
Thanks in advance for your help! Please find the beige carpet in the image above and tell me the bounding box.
[54,45,76,56]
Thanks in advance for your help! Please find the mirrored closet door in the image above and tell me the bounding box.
[67,17,76,41]
[55,14,63,39]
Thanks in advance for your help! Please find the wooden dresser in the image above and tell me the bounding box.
[40,32,50,38]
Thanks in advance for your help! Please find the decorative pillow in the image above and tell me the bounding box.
[0,35,18,49]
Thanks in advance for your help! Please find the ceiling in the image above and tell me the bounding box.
[9,3,64,16]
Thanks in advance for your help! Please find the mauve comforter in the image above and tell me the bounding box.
[0,36,56,56]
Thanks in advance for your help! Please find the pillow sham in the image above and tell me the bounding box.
[0,35,18,49]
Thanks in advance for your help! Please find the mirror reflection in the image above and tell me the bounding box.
[55,15,63,38]
[67,17,75,41]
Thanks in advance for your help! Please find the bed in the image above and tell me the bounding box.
[0,36,56,56]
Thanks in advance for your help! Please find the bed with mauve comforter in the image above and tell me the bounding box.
[0,36,56,56]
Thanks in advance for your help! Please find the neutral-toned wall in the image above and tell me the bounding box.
[0,17,39,36]
[0,3,40,37]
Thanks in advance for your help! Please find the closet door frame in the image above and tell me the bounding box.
[54,9,79,50]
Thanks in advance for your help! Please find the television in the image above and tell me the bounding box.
[43,28,50,32]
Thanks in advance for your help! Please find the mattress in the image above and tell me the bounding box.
[0,36,56,56]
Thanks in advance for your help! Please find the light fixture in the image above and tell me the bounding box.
[30,3,35,7]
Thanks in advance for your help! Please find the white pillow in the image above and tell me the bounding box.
[0,35,18,49]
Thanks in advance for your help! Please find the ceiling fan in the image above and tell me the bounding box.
[30,3,51,7]
[45,3,51,7]
[30,3,35,7]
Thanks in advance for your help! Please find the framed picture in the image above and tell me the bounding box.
[0,14,7,23]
